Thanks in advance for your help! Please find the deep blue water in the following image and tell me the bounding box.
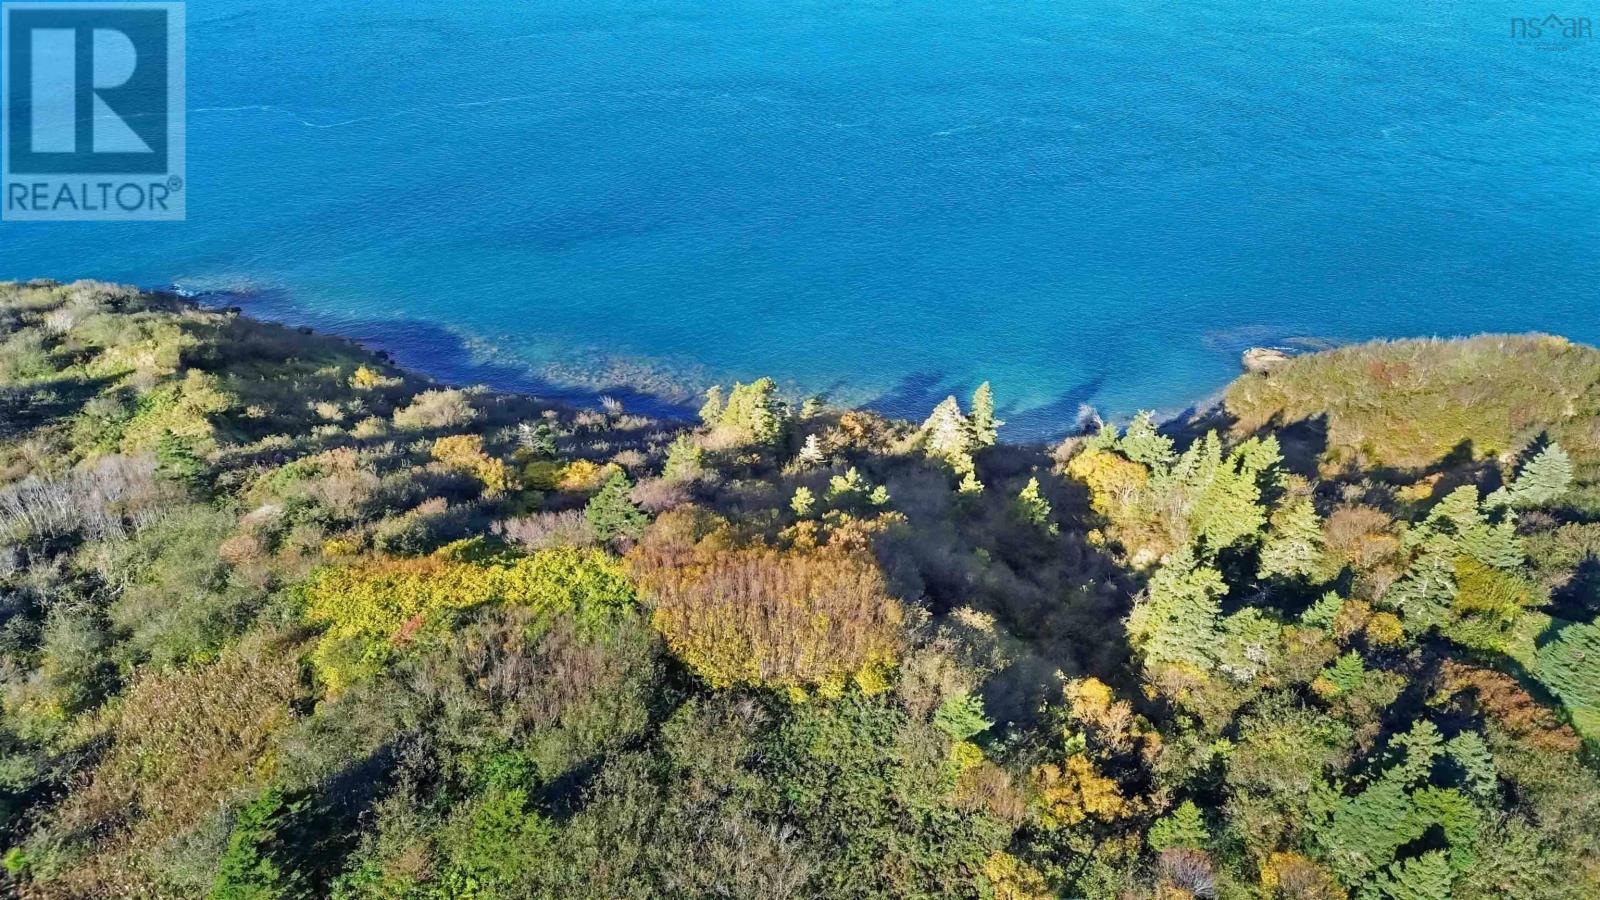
[4,0,1597,435]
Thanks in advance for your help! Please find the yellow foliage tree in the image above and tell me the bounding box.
[983,851,1052,900]
[1033,754,1128,828]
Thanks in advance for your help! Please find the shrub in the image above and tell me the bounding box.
[19,633,305,896]
[430,434,516,495]
[636,539,903,694]
[1225,334,1600,472]
[392,389,476,431]
[299,548,634,690]
[0,453,170,543]
[370,497,470,555]
[495,510,597,550]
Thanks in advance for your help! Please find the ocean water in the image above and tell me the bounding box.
[3,0,1597,436]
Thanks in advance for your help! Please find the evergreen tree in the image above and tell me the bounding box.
[921,396,972,460]
[516,420,557,458]
[1497,442,1573,509]
[1126,548,1226,670]
[155,429,207,489]
[1014,478,1056,534]
[698,385,725,425]
[1319,722,1474,892]
[1445,731,1496,802]
[1162,433,1277,553]
[827,467,869,504]
[791,485,816,519]
[1373,851,1452,900]
[719,378,787,446]
[796,433,826,467]
[586,471,648,541]
[1258,497,1325,580]
[933,693,992,740]
[1147,800,1208,851]
[968,382,1001,448]
[212,789,305,899]
[1318,651,1368,696]
[662,434,704,482]
[1301,592,1345,630]
[1118,411,1176,467]
[1534,621,1600,726]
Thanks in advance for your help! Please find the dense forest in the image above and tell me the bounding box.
[1,280,1598,899]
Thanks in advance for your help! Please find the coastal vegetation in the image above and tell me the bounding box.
[1,280,1598,898]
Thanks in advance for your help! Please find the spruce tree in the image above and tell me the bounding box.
[1015,478,1056,534]
[1147,800,1208,851]
[968,382,1001,448]
[921,396,971,460]
[1126,548,1226,670]
[155,429,207,489]
[720,378,787,446]
[1118,411,1176,467]
[1535,621,1600,726]
[662,435,703,482]
[791,485,816,518]
[1258,497,1325,580]
[1501,443,1573,509]
[586,471,648,541]
[1373,851,1452,900]
[698,385,725,425]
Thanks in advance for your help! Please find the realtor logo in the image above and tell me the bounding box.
[2,2,184,221]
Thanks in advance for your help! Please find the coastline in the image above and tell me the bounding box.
[175,283,1257,443]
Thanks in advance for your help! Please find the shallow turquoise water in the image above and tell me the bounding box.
[4,0,1597,434]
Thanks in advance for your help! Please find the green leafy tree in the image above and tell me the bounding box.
[1148,800,1208,851]
[586,471,648,541]
[933,693,992,740]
